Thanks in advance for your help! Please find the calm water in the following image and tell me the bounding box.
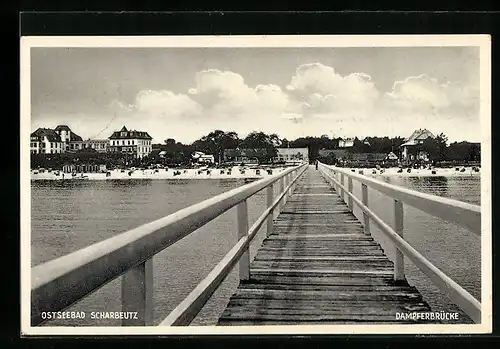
[31,173,481,326]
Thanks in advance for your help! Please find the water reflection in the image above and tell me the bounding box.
[404,176,449,197]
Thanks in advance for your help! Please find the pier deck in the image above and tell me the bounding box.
[218,167,432,325]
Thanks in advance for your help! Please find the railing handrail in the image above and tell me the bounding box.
[31,163,308,326]
[319,163,481,235]
[318,163,481,323]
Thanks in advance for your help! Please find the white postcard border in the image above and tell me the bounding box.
[20,34,492,336]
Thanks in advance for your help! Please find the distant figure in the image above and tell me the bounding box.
[315,160,318,170]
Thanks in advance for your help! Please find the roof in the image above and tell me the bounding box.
[224,148,270,158]
[109,126,152,140]
[401,128,435,147]
[55,125,71,132]
[350,153,387,161]
[276,147,308,154]
[31,128,62,142]
[85,139,108,143]
[385,152,399,160]
[71,133,83,141]
[318,149,349,158]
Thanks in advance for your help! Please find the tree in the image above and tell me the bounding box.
[435,133,448,161]
[192,130,240,165]
[420,137,439,162]
[240,132,279,163]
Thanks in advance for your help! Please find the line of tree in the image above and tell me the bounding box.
[30,130,481,169]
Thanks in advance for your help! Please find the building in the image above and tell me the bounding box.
[400,128,435,163]
[192,151,215,165]
[345,153,387,167]
[108,126,153,159]
[84,139,109,153]
[30,128,64,154]
[62,164,106,173]
[385,151,399,165]
[318,148,349,165]
[338,137,355,148]
[54,125,83,152]
[223,148,270,164]
[275,147,309,164]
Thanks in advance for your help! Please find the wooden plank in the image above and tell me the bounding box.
[255,250,386,257]
[237,283,418,293]
[219,313,432,322]
[292,193,339,196]
[249,268,394,277]
[266,234,371,240]
[250,275,395,286]
[281,209,351,215]
[221,306,428,317]
[266,238,380,248]
[253,255,389,262]
[251,262,394,271]
[217,320,432,325]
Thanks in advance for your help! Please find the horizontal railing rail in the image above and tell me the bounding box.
[318,162,482,323]
[31,163,308,326]
[322,164,481,235]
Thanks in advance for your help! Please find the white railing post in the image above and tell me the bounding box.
[393,199,405,282]
[348,177,353,211]
[121,259,154,326]
[361,183,370,235]
[280,176,285,211]
[237,200,250,281]
[340,173,345,203]
[336,171,340,193]
[287,173,292,196]
[266,184,274,237]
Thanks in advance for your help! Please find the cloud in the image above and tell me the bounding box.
[134,89,202,118]
[385,74,478,113]
[380,74,480,141]
[285,63,380,121]
[46,64,478,143]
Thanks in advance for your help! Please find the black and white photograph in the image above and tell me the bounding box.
[21,35,491,335]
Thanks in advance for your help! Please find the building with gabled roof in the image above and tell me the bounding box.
[400,128,435,164]
[30,128,64,154]
[108,126,153,159]
[53,124,84,152]
[338,137,355,148]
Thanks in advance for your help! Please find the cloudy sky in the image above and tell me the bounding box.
[30,46,480,143]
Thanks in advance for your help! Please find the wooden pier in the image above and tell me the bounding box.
[218,168,432,325]
[31,163,481,330]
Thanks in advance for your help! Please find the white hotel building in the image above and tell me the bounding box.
[30,128,65,154]
[108,126,153,159]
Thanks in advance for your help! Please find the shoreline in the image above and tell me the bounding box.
[30,166,291,181]
[340,166,481,178]
[30,165,481,181]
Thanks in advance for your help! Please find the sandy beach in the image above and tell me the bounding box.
[30,166,293,181]
[343,166,481,178]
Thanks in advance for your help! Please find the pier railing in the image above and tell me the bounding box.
[318,162,482,323]
[31,163,308,327]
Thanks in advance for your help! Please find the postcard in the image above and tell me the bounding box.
[21,34,491,335]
